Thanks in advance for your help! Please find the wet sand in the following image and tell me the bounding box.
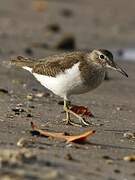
[0,0,135,179]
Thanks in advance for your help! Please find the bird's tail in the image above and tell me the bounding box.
[11,56,35,68]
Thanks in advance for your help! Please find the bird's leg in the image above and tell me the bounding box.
[63,99,81,126]
[63,99,89,127]
[63,99,70,124]
[63,99,78,126]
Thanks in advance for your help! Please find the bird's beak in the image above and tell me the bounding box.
[106,63,128,78]
[115,64,128,77]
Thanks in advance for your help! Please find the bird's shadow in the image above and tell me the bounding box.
[85,141,135,150]
[85,128,135,150]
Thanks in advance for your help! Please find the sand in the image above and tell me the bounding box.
[0,0,135,179]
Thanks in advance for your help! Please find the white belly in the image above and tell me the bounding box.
[33,62,85,99]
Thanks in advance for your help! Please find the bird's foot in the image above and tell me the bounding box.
[63,109,90,127]
[63,118,82,127]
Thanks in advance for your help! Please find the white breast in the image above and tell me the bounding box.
[23,66,32,73]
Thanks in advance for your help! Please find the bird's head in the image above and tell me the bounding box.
[90,49,128,77]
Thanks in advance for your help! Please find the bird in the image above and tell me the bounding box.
[11,49,128,126]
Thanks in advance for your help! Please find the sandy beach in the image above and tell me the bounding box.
[0,0,135,179]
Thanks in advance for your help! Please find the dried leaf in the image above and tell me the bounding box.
[70,105,94,117]
[123,155,135,162]
[33,0,47,12]
[30,122,95,143]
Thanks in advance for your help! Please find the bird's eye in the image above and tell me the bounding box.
[100,55,104,59]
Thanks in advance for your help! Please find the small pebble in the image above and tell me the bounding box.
[114,169,121,173]
[55,34,76,50]
[35,92,45,98]
[66,143,74,148]
[6,114,14,118]
[106,160,114,164]
[32,88,38,91]
[61,8,73,17]
[47,23,61,33]
[35,92,50,98]
[64,153,74,161]
[29,105,35,109]
[17,138,29,147]
[24,47,33,55]
[123,132,135,139]
[12,107,25,113]
[58,101,64,105]
[27,94,34,101]
[27,113,33,117]
[0,88,9,94]
[132,172,135,176]
[116,107,122,111]
[102,155,112,160]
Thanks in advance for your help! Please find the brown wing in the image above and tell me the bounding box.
[11,56,36,68]
[32,52,85,77]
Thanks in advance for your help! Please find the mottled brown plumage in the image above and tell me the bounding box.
[11,52,87,77]
[32,52,84,76]
[11,56,35,68]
